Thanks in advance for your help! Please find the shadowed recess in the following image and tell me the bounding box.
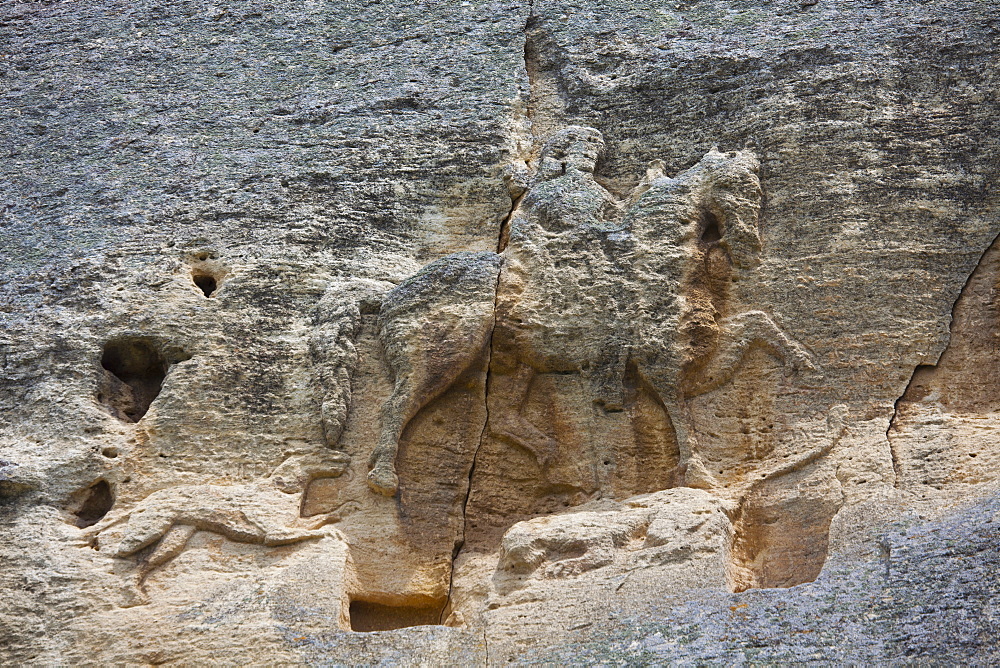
[725,482,835,592]
[69,480,114,528]
[192,270,219,297]
[348,598,446,632]
[701,210,722,242]
[97,338,189,422]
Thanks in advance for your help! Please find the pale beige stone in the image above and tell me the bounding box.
[3,2,1000,660]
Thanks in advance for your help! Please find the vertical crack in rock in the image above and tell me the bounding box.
[444,1,537,622]
[886,229,1000,488]
[522,6,538,130]
[444,252,503,623]
[886,365,922,487]
[495,192,523,254]
[521,0,566,140]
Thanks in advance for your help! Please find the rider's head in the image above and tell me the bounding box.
[537,126,605,180]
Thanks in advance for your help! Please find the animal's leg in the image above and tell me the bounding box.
[488,363,560,467]
[113,508,178,557]
[368,347,485,496]
[369,251,501,496]
[367,383,418,496]
[732,311,817,374]
[137,523,197,587]
[661,393,716,491]
[369,339,492,496]
[79,510,129,547]
[638,362,717,491]
[302,501,362,529]
[686,311,818,397]
[262,527,328,546]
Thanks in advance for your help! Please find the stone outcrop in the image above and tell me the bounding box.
[1,0,999,664]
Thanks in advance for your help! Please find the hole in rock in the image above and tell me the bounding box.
[348,598,446,632]
[358,297,382,315]
[700,211,722,242]
[192,271,218,297]
[101,447,119,458]
[98,338,187,422]
[70,480,114,528]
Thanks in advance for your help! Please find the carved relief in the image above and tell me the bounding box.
[366,127,817,503]
[327,126,842,598]
[83,452,350,598]
[497,489,728,584]
[624,147,818,491]
[309,282,372,449]
[79,127,837,619]
[367,252,501,496]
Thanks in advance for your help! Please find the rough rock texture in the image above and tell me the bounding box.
[2,0,999,664]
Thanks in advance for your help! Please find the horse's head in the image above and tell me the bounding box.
[682,148,763,269]
[628,149,763,270]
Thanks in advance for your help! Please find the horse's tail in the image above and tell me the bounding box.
[310,281,384,448]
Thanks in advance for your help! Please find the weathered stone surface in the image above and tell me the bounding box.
[2,0,999,663]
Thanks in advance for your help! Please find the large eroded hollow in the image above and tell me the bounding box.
[725,476,837,592]
[97,338,187,422]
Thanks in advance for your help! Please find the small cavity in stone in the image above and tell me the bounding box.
[98,338,188,422]
[192,271,218,297]
[701,211,722,242]
[70,480,114,528]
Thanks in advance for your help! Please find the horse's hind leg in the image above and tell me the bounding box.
[488,361,559,467]
[367,252,502,497]
[368,328,496,495]
[139,524,198,582]
[368,380,426,496]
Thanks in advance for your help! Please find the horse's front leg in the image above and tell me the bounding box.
[367,381,420,496]
[733,310,818,376]
[686,310,819,397]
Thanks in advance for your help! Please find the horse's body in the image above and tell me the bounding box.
[367,128,815,496]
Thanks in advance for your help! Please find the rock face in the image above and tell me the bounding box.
[1,0,999,664]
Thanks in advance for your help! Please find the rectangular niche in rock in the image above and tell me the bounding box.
[348,598,446,632]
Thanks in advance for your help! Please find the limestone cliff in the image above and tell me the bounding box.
[1,0,999,663]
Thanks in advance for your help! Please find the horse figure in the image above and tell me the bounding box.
[367,126,816,497]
